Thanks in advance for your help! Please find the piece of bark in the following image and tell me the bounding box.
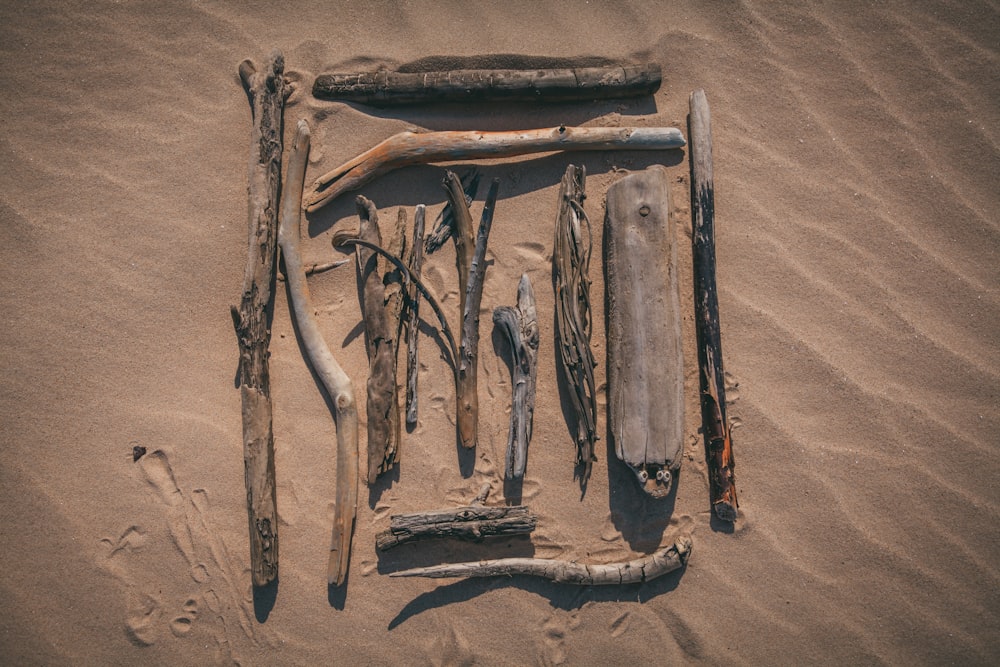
[604,167,684,498]
[552,164,599,482]
[376,505,537,551]
[446,174,500,449]
[304,126,686,213]
[231,51,285,587]
[405,205,426,426]
[354,197,403,483]
[390,536,691,584]
[493,274,539,480]
[277,120,359,587]
[312,63,662,106]
[689,89,738,522]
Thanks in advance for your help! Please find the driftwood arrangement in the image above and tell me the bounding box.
[232,52,286,588]
[552,164,599,482]
[605,167,685,498]
[690,89,738,522]
[232,50,743,597]
[376,485,537,551]
[493,274,539,480]
[312,63,661,106]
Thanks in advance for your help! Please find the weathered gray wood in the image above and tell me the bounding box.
[604,167,684,498]
[426,170,479,254]
[405,205,426,426]
[690,89,738,521]
[376,505,537,551]
[231,51,285,587]
[391,536,692,584]
[493,274,539,480]
[312,63,661,106]
[552,164,599,483]
[277,120,359,587]
[304,126,686,213]
[354,197,403,483]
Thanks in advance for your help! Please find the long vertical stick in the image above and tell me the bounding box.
[405,205,426,426]
[278,120,360,585]
[231,52,285,587]
[689,89,738,521]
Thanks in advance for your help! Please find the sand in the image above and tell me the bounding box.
[1,1,998,664]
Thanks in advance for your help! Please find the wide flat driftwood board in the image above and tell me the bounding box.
[604,166,684,498]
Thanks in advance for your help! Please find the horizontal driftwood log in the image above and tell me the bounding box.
[232,51,285,587]
[304,126,686,212]
[690,89,738,522]
[312,63,661,106]
[277,120,359,587]
[376,505,537,551]
[605,167,684,499]
[390,537,692,584]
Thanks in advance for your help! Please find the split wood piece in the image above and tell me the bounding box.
[304,126,686,213]
[689,89,738,522]
[231,51,285,587]
[605,167,684,499]
[405,205,426,426]
[277,120,359,587]
[312,63,662,106]
[425,170,480,254]
[354,197,404,483]
[552,164,599,482]
[493,274,539,480]
[376,483,537,551]
[445,173,500,449]
[391,536,692,584]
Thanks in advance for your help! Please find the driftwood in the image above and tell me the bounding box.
[426,170,480,254]
[391,537,692,585]
[304,126,686,213]
[689,89,738,522]
[231,52,285,587]
[492,274,539,480]
[445,173,500,449]
[277,120,359,587]
[405,205,426,426]
[605,167,684,498]
[353,197,405,483]
[376,485,536,551]
[552,164,599,482]
[312,63,661,106]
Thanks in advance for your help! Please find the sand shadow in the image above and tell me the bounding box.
[252,579,278,622]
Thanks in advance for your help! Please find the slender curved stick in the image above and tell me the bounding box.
[278,120,359,586]
[390,537,692,585]
[304,126,686,212]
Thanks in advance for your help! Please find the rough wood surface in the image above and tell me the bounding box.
[376,505,537,551]
[425,170,479,254]
[604,167,684,498]
[231,51,285,587]
[552,164,599,483]
[391,536,692,584]
[405,205,426,426]
[312,63,661,106]
[277,120,359,587]
[493,274,539,480]
[304,126,686,213]
[354,197,403,483]
[690,89,738,522]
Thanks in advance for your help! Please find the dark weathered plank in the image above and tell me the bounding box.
[689,89,738,522]
[231,51,285,587]
[312,63,661,106]
[376,505,537,551]
[604,167,684,498]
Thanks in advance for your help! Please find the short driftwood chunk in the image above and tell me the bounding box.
[312,63,662,106]
[493,274,539,480]
[605,167,684,498]
[552,164,599,482]
[690,89,738,521]
[376,505,537,551]
[390,537,691,585]
[232,51,285,587]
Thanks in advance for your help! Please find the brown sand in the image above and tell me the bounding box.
[2,1,998,664]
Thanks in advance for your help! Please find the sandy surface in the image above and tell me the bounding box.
[1,1,998,664]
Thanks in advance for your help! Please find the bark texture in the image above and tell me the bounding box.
[376,505,537,551]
